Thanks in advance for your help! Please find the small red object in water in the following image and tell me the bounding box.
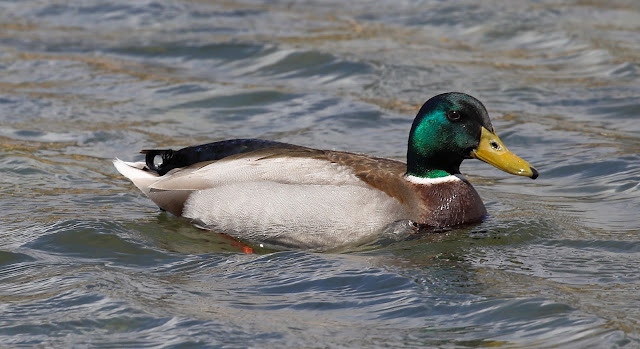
[218,232,254,254]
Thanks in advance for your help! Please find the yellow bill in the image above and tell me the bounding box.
[471,127,538,179]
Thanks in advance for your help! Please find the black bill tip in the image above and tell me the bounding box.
[530,167,539,180]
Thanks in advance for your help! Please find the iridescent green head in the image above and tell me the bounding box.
[406,92,538,179]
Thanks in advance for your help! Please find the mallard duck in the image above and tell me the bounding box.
[114,92,537,249]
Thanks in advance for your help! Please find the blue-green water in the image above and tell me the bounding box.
[1,0,639,347]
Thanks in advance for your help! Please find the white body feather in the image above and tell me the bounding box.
[114,157,410,249]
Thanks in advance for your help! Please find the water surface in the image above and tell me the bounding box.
[1,0,639,347]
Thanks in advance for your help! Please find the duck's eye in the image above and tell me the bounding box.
[446,110,461,121]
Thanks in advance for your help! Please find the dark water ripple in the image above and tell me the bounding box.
[1,0,639,347]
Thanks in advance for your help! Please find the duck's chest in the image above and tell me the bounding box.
[406,176,487,227]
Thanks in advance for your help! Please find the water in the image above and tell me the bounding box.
[1,0,639,347]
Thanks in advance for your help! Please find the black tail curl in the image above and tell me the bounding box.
[141,149,175,175]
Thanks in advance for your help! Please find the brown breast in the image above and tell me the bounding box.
[407,177,487,227]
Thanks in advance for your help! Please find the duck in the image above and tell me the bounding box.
[114,92,538,250]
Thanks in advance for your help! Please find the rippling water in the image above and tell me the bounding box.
[1,0,639,347]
